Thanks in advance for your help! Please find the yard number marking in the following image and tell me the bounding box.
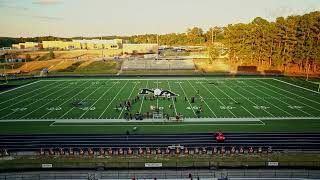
[220,106,236,110]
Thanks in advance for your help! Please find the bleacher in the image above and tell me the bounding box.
[122,59,195,70]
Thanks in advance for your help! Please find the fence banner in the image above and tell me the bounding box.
[267,162,279,166]
[145,163,162,167]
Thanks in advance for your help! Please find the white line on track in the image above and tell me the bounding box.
[98,80,129,119]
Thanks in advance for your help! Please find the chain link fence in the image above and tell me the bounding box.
[1,169,320,180]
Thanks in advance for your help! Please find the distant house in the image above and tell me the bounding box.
[42,41,81,50]
[11,42,41,49]
[73,39,122,50]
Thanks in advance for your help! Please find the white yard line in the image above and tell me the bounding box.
[19,81,89,119]
[59,82,105,119]
[139,80,149,114]
[206,80,257,118]
[41,81,92,119]
[38,77,274,82]
[234,80,294,117]
[78,80,116,119]
[167,80,178,116]
[271,79,320,105]
[217,80,275,118]
[187,80,217,118]
[257,79,320,113]
[98,80,129,119]
[156,80,159,109]
[1,116,319,123]
[117,81,138,119]
[0,81,61,110]
[0,81,65,118]
[0,80,41,95]
[50,122,265,127]
[273,78,320,95]
[199,80,237,118]
[248,80,311,117]
[0,81,56,106]
[177,81,196,116]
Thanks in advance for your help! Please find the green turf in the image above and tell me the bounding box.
[0,77,320,134]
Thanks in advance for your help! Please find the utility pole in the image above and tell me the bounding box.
[211,28,214,44]
[156,34,160,59]
[157,34,159,45]
[215,31,217,42]
[306,63,311,81]
[4,55,7,82]
[10,53,14,70]
[25,58,28,70]
[101,36,104,60]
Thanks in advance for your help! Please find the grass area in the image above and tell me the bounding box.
[0,62,25,73]
[0,77,320,134]
[56,61,83,72]
[48,60,120,74]
[0,119,320,134]
[160,51,190,56]
[74,60,120,74]
[0,78,37,91]
[1,153,320,169]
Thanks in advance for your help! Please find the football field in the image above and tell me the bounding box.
[0,77,320,134]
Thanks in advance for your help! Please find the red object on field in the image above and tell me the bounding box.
[214,132,225,142]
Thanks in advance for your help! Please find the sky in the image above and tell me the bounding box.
[0,0,319,37]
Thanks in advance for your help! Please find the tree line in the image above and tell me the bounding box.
[0,27,224,47]
[1,11,319,72]
[223,11,320,72]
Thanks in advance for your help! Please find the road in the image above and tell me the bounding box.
[0,133,319,152]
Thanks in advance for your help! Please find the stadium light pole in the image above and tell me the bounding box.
[101,36,104,60]
[4,65,8,84]
[211,27,218,44]
[2,60,8,84]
